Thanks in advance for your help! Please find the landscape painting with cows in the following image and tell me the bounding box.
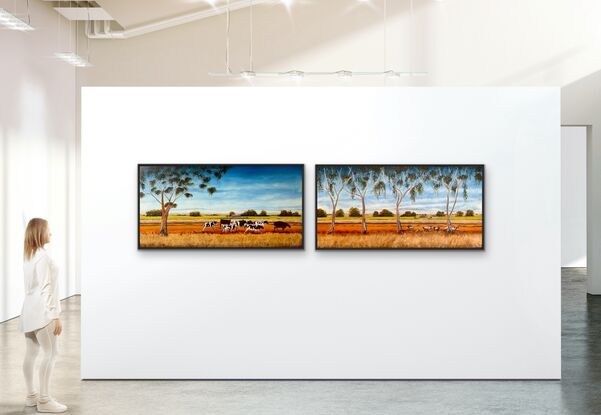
[316,164,484,249]
[139,164,304,249]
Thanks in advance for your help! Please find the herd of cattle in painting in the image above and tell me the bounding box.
[138,164,483,249]
[201,219,292,233]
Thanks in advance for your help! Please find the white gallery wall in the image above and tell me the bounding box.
[82,87,560,379]
[0,0,78,323]
[561,127,587,268]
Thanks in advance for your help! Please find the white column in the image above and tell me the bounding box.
[562,71,601,294]
[586,125,601,294]
[561,71,601,295]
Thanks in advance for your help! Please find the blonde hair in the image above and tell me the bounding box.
[24,218,49,260]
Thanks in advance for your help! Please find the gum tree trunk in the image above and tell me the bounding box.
[395,202,402,234]
[328,202,337,234]
[159,212,170,236]
[361,197,367,234]
[159,191,170,236]
[445,190,452,232]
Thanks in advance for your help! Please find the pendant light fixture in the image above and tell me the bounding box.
[209,0,427,78]
[54,1,92,67]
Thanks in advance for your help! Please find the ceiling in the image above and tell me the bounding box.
[95,0,231,29]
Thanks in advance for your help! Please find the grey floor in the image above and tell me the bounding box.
[0,268,599,415]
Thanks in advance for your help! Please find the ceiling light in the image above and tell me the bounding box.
[280,70,305,78]
[209,0,428,79]
[54,52,92,67]
[240,70,256,78]
[0,8,34,31]
[336,70,353,78]
[209,70,427,78]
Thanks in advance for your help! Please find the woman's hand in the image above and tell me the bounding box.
[53,319,62,336]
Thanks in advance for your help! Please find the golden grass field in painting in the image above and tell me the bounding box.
[140,233,303,248]
[139,220,303,248]
[316,222,483,249]
[317,232,482,249]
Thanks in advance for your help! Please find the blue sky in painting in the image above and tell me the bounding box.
[140,165,303,215]
[317,166,483,214]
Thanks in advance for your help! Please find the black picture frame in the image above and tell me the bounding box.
[138,163,305,250]
[314,164,485,251]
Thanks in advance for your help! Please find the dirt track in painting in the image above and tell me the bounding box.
[316,222,483,249]
[139,221,303,248]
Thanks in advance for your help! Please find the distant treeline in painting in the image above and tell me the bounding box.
[139,164,303,249]
[316,164,484,249]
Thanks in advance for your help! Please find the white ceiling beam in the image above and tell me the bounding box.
[87,0,277,39]
[54,7,113,21]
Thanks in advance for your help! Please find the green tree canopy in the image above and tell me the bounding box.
[139,165,227,236]
[379,209,394,217]
[349,207,361,217]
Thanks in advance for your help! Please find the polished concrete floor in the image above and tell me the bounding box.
[0,268,599,414]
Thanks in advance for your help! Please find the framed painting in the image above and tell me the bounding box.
[315,164,484,250]
[139,164,304,249]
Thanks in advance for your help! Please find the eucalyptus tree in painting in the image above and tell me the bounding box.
[428,166,483,232]
[346,166,386,234]
[139,165,228,236]
[316,166,353,234]
[384,166,429,234]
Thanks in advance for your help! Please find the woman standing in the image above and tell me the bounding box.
[20,218,68,413]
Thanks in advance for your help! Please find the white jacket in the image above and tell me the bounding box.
[19,249,61,333]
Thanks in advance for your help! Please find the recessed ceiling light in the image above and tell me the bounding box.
[54,52,93,68]
[0,8,34,31]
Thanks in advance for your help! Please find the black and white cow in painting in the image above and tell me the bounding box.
[244,222,265,233]
[202,221,217,231]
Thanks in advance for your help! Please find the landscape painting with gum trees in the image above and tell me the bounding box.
[316,164,484,249]
[139,164,303,249]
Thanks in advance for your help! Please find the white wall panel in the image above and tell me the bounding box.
[561,126,587,267]
[81,87,560,379]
